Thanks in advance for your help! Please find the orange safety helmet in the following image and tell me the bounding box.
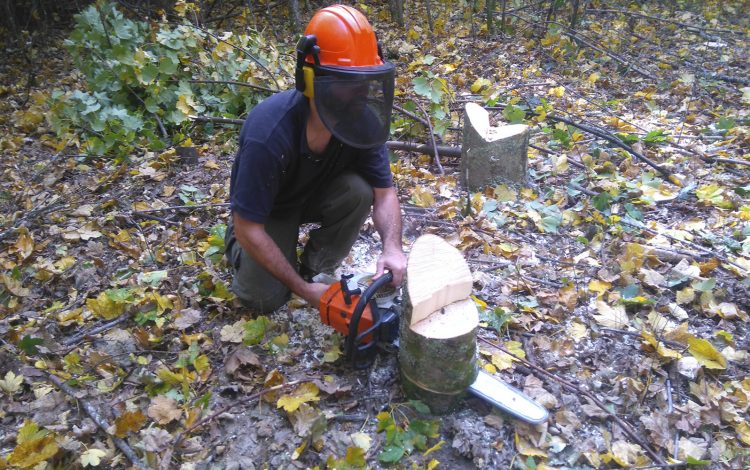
[295,4,395,149]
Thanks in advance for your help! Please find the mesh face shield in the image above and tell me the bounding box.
[312,63,395,149]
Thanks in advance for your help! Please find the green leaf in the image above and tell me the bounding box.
[643,129,668,145]
[691,278,716,292]
[378,445,405,463]
[716,116,736,132]
[502,104,526,124]
[409,400,431,415]
[19,335,44,355]
[243,316,270,345]
[686,456,711,465]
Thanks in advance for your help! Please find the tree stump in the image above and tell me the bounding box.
[398,234,479,414]
[460,102,529,190]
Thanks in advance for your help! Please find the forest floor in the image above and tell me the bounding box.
[1,1,749,469]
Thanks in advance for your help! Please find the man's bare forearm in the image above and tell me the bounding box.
[372,187,403,252]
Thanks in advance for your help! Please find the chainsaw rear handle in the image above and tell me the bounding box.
[345,271,393,364]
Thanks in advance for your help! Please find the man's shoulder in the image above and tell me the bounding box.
[239,90,305,144]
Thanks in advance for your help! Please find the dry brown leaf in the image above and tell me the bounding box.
[147,395,182,425]
[113,410,146,438]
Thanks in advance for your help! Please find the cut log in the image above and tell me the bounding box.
[460,102,529,190]
[399,235,479,414]
[406,234,473,326]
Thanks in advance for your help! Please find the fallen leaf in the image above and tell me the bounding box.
[225,347,261,375]
[173,308,202,329]
[140,427,172,452]
[277,382,321,412]
[0,371,24,395]
[220,320,246,343]
[593,300,628,328]
[147,395,182,425]
[688,337,726,370]
[113,410,146,438]
[80,448,107,467]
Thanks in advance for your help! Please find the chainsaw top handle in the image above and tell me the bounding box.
[345,271,394,364]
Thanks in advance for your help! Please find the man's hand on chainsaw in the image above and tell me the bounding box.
[301,282,330,306]
[374,248,407,286]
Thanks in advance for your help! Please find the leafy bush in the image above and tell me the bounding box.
[49,1,286,158]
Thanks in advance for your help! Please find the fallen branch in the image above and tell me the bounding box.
[46,373,148,469]
[386,141,461,157]
[548,115,671,179]
[61,315,130,347]
[188,79,277,94]
[393,103,431,128]
[589,8,745,36]
[414,101,444,175]
[132,202,230,214]
[190,115,245,126]
[478,336,668,466]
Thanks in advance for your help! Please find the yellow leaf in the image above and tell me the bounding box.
[86,292,126,320]
[676,287,695,305]
[515,432,548,457]
[688,337,726,369]
[9,421,59,468]
[593,300,628,328]
[587,72,600,85]
[471,295,487,310]
[13,227,34,261]
[411,186,435,208]
[470,77,492,93]
[620,243,645,274]
[610,440,648,467]
[736,420,750,445]
[176,94,194,115]
[568,322,588,343]
[588,279,611,295]
[641,331,682,360]
[277,382,320,412]
[548,86,565,97]
[113,410,146,438]
[604,117,637,132]
[80,448,107,467]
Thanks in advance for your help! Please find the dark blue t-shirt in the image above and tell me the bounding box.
[230,90,393,224]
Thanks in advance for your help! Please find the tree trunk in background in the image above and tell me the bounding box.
[569,0,580,30]
[424,0,434,35]
[486,0,496,34]
[289,0,301,33]
[389,0,404,27]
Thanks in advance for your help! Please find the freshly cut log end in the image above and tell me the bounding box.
[399,235,479,414]
[406,234,473,326]
[410,298,478,339]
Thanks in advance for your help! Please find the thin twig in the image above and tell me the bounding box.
[61,315,131,347]
[132,203,230,214]
[589,8,745,35]
[187,79,277,95]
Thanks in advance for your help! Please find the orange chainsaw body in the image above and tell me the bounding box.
[319,281,375,344]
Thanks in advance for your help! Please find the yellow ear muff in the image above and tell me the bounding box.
[303,66,315,98]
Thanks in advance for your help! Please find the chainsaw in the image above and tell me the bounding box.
[318,272,549,424]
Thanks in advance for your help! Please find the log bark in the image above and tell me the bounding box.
[398,235,479,414]
[460,103,529,190]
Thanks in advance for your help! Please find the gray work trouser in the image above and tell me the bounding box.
[224,172,374,313]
